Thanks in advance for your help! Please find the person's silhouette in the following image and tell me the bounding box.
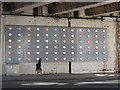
[36,58,42,75]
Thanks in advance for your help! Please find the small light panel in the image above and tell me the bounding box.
[103,35,105,38]
[54,28,57,31]
[8,52,12,55]
[46,58,49,61]
[37,46,40,49]
[45,46,49,49]
[18,46,21,49]
[88,46,90,49]
[63,46,66,49]
[37,58,39,61]
[80,34,82,38]
[71,29,74,32]
[37,34,40,37]
[54,46,57,49]
[54,34,57,37]
[54,58,58,60]
[36,52,40,55]
[9,33,12,36]
[18,27,21,30]
[79,46,82,49]
[80,58,82,60]
[28,58,31,61]
[9,27,12,30]
[71,58,74,60]
[9,39,12,43]
[46,34,49,37]
[71,40,74,43]
[18,52,21,55]
[63,58,66,61]
[79,29,82,32]
[8,58,12,61]
[103,52,106,55]
[87,29,90,32]
[96,57,98,60]
[63,52,66,55]
[95,46,98,49]
[63,29,65,31]
[79,40,82,43]
[95,35,98,38]
[54,52,58,55]
[80,52,83,55]
[28,34,31,37]
[103,46,106,49]
[9,46,12,49]
[95,30,98,32]
[46,28,48,31]
[88,57,91,60]
[71,34,74,38]
[28,40,30,42]
[88,40,90,43]
[28,46,30,49]
[28,28,30,30]
[71,46,74,49]
[88,52,90,55]
[63,34,66,37]
[71,52,75,55]
[18,40,21,43]
[37,40,40,43]
[37,28,40,31]
[18,33,22,37]
[54,40,57,43]
[103,40,105,44]
[87,35,90,38]
[46,40,49,43]
[95,40,98,43]
[103,57,106,60]
[18,58,21,61]
[103,30,105,33]
[95,52,98,55]
[63,40,66,43]
[46,52,49,55]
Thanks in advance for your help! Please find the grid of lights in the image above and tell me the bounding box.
[6,26,107,63]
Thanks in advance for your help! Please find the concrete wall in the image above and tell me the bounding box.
[71,18,117,73]
[2,15,117,75]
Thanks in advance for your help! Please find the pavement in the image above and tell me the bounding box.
[2,73,119,81]
[2,73,120,89]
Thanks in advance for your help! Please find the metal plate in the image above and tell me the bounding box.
[5,25,108,63]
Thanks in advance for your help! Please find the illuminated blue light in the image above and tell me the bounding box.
[46,58,49,61]
[54,28,57,31]
[8,58,12,61]
[18,52,21,55]
[28,46,30,49]
[63,52,66,55]
[18,58,21,61]
[103,35,105,38]
[79,40,82,43]
[88,52,91,55]
[18,27,21,30]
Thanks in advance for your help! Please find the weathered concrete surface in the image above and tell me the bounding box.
[2,15,118,75]
[71,18,117,73]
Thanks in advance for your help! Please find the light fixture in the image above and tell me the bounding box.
[9,27,12,30]
[28,28,30,30]
[37,40,40,43]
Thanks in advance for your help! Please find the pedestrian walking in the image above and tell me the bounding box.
[36,58,42,75]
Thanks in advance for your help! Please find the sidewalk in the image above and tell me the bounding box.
[2,73,119,81]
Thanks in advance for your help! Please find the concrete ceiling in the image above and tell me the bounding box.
[2,1,120,17]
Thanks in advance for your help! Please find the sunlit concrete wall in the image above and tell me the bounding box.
[71,18,117,73]
[2,15,117,75]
